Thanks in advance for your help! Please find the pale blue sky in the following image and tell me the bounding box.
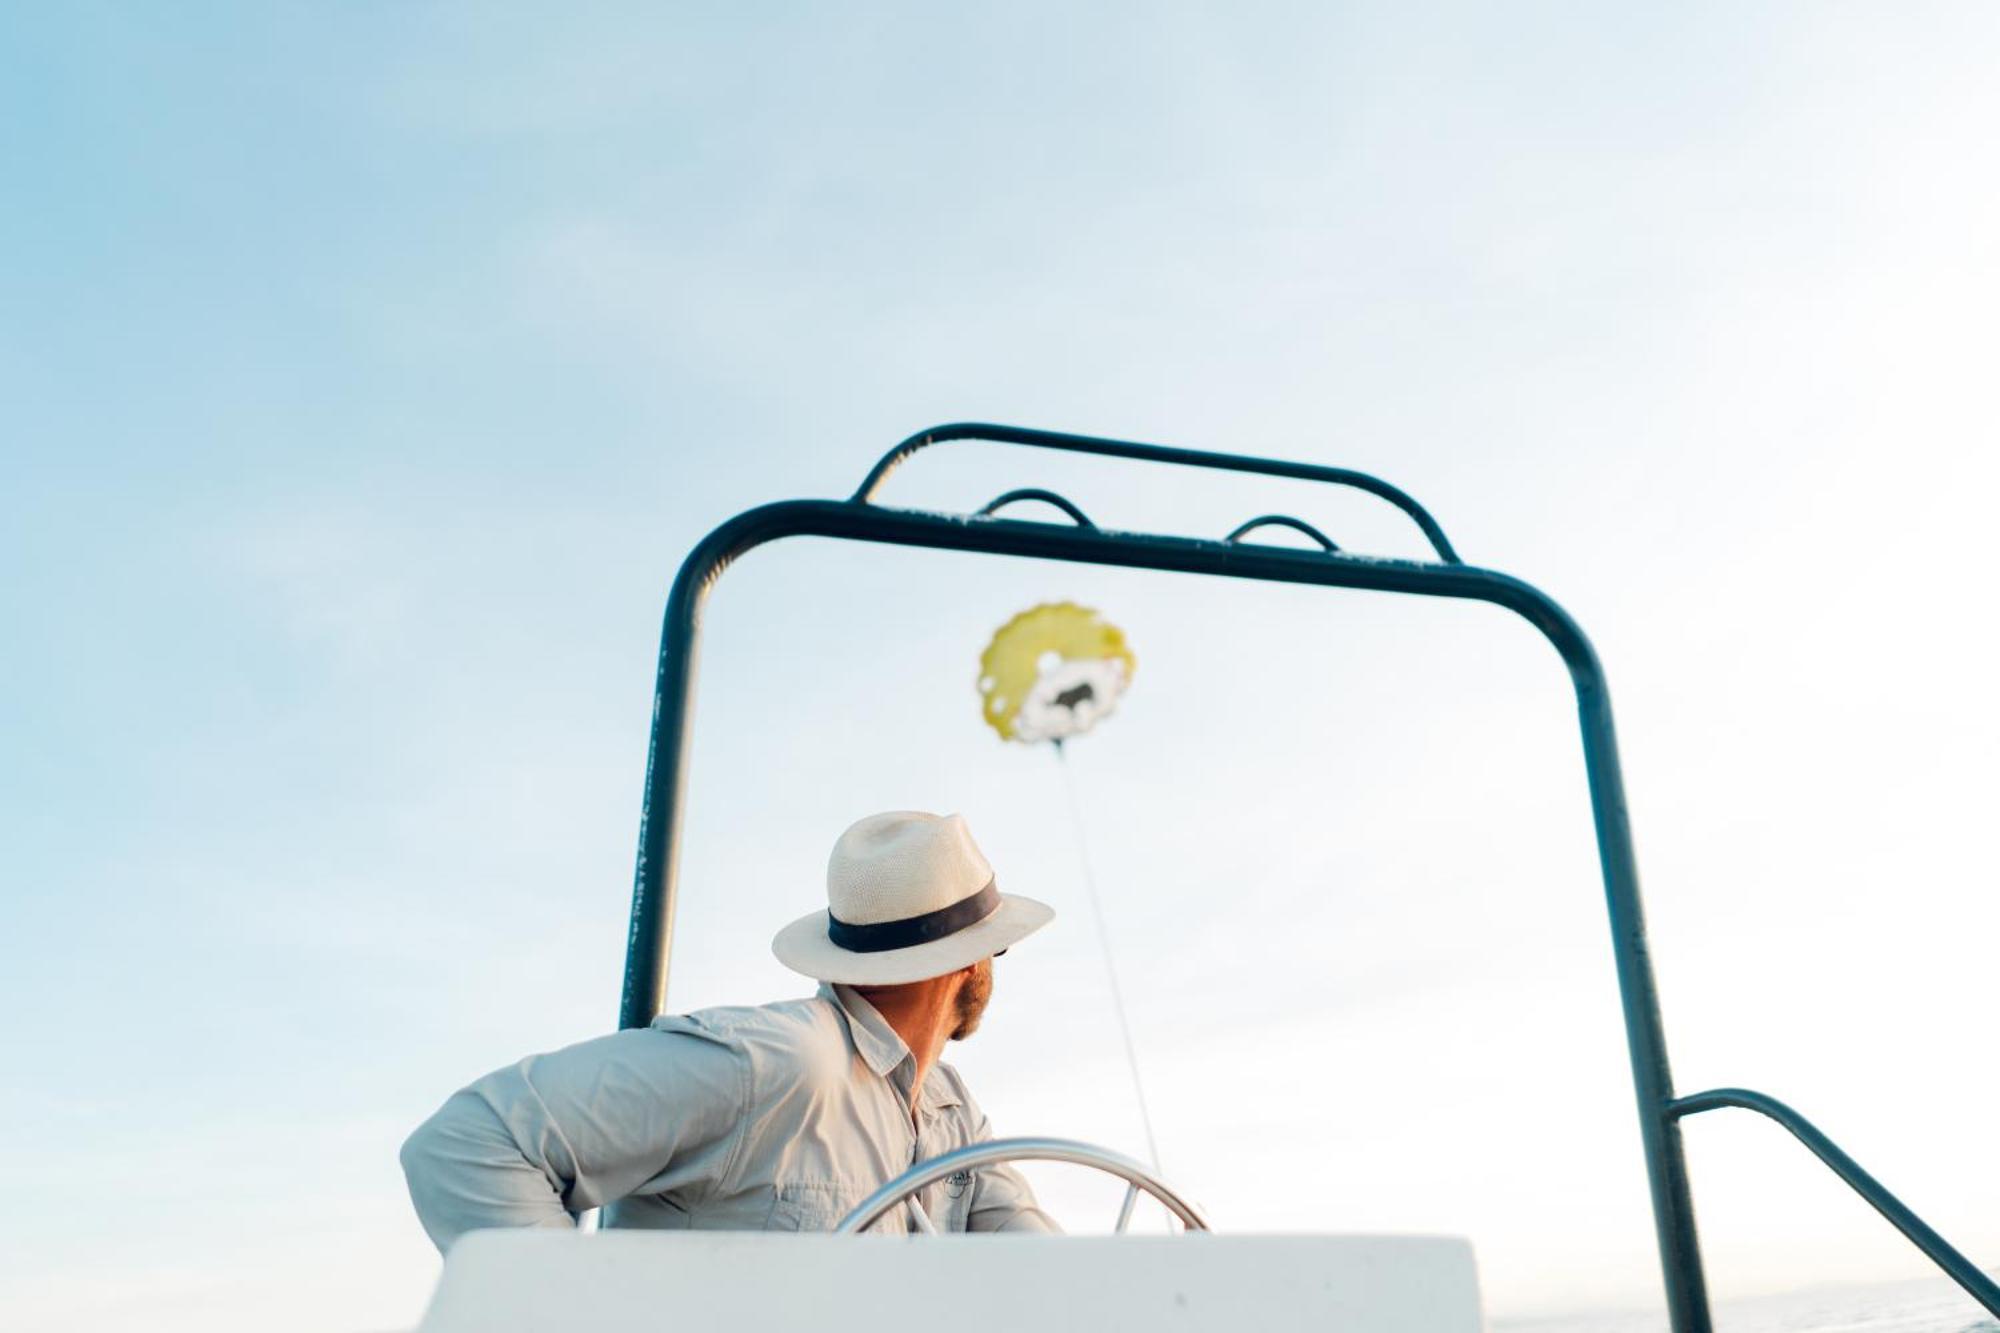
[5,4,1998,1330]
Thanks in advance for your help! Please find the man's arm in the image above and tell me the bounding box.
[965,1157,1062,1232]
[399,1019,746,1252]
[958,1101,1061,1233]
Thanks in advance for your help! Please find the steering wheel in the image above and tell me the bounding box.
[834,1136,1212,1234]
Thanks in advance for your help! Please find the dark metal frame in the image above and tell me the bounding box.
[618,423,1998,1330]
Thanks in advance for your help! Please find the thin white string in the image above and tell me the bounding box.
[1053,740,1163,1176]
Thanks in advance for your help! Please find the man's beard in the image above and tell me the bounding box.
[950,958,995,1041]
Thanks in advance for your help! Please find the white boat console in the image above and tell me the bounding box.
[415,1229,1486,1332]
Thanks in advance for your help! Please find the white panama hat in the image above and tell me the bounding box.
[772,811,1055,986]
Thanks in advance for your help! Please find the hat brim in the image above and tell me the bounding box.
[771,893,1054,986]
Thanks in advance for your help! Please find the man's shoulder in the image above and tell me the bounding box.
[651,994,849,1066]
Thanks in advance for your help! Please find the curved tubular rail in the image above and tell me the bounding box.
[976,487,1097,529]
[834,1137,1212,1235]
[621,495,1709,1328]
[1669,1088,2000,1315]
[852,422,1463,564]
[1224,514,1341,552]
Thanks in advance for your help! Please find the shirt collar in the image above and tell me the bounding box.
[820,984,967,1112]
[821,982,910,1078]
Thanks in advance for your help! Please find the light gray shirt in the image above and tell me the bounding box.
[400,984,1057,1250]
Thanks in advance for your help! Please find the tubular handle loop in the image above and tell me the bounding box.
[975,487,1097,529]
[1224,514,1341,552]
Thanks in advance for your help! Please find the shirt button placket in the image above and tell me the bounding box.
[909,1101,937,1229]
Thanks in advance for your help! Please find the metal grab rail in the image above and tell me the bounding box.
[1669,1088,2000,1315]
[851,422,1463,564]
[622,492,1694,1316]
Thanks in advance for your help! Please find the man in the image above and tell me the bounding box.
[401,810,1059,1248]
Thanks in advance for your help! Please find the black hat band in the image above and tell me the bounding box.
[827,880,1001,954]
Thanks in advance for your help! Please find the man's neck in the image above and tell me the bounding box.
[853,978,955,1111]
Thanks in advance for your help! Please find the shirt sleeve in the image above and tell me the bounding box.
[399,1019,748,1253]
